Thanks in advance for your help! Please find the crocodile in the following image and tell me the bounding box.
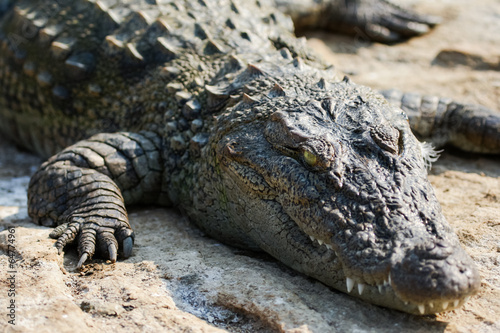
[0,0,497,316]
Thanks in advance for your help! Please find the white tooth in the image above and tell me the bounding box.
[418,304,425,314]
[464,296,471,303]
[377,285,383,294]
[383,279,388,286]
[346,278,354,293]
[429,302,434,308]
[358,283,365,295]
[318,239,323,245]
[442,301,449,310]
[453,300,459,307]
[326,244,333,250]
[309,236,315,242]
[388,275,391,285]
[404,301,409,305]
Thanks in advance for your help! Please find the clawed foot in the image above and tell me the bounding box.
[329,0,441,43]
[50,221,135,269]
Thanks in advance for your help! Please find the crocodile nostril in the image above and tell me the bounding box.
[390,244,480,304]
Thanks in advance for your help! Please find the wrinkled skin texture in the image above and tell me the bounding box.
[0,0,490,316]
[203,74,479,314]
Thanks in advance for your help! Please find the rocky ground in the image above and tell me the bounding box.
[1,0,499,332]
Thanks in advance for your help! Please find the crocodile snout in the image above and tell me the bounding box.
[390,239,480,314]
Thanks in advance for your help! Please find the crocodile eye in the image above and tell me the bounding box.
[302,150,318,166]
[371,125,400,154]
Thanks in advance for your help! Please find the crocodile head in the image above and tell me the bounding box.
[214,77,480,315]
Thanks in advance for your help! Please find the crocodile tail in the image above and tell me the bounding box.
[381,88,500,154]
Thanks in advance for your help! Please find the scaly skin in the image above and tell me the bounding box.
[0,0,495,315]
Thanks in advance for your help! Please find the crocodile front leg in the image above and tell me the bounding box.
[28,132,164,267]
[276,0,440,43]
[381,89,500,154]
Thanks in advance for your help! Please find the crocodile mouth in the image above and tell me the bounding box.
[217,142,480,314]
[306,234,479,315]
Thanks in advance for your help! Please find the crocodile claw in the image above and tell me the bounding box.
[108,243,118,263]
[391,4,441,27]
[77,253,89,269]
[47,219,134,266]
[370,0,441,42]
[122,237,134,259]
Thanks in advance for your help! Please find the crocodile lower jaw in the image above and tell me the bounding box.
[308,235,471,315]
[344,274,470,315]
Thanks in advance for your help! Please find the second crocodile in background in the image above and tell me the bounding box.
[1,0,497,315]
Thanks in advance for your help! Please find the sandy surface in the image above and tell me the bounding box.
[1,1,499,332]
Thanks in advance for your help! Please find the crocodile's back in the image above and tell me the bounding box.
[0,0,299,157]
